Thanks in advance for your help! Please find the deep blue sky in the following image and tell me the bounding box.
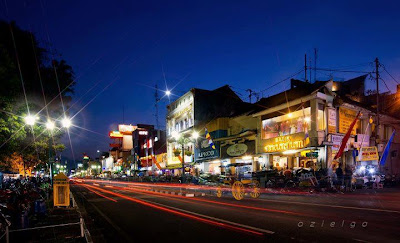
[2,0,400,160]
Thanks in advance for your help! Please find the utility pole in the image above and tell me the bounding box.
[314,48,318,83]
[304,54,308,82]
[246,89,254,103]
[375,57,380,141]
[309,59,312,83]
[155,84,160,129]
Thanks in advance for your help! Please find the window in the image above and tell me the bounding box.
[384,125,393,140]
[262,108,311,139]
[317,106,326,131]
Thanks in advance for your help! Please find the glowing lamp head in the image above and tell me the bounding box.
[24,115,37,126]
[360,166,366,171]
[46,120,55,130]
[369,168,375,174]
[288,113,293,118]
[192,131,199,139]
[61,117,72,128]
[304,117,311,123]
[165,90,171,96]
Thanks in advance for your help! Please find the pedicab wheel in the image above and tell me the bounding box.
[216,186,222,198]
[232,181,244,200]
[250,180,261,199]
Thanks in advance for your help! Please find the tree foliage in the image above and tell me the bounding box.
[0,20,75,172]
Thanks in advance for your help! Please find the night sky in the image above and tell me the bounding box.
[2,0,400,161]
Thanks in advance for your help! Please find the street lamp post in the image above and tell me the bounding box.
[171,131,199,183]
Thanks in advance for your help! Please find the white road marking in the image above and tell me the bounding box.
[255,198,400,214]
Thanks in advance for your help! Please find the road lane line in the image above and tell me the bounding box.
[253,198,400,214]
[81,183,271,236]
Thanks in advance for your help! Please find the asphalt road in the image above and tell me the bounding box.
[71,180,400,243]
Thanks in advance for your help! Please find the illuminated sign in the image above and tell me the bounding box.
[139,130,148,136]
[109,131,123,138]
[263,133,305,153]
[83,156,89,160]
[119,124,137,134]
[357,146,379,161]
[339,107,360,135]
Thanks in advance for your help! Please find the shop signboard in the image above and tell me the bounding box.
[118,124,137,134]
[109,131,123,138]
[338,107,360,135]
[221,141,255,158]
[331,134,352,151]
[306,152,318,158]
[355,134,370,148]
[328,108,337,134]
[194,139,220,161]
[357,146,379,161]
[263,132,306,153]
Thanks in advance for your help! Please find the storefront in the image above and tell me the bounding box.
[260,131,326,170]
[194,139,220,174]
[219,140,256,177]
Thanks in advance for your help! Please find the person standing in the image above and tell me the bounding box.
[344,165,353,192]
[335,164,344,192]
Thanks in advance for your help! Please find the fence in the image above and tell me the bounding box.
[0,190,90,243]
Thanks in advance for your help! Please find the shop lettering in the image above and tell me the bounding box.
[265,139,304,152]
[198,150,215,158]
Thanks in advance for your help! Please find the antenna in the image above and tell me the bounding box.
[304,54,308,82]
[155,84,160,129]
[122,104,125,123]
[246,89,254,103]
[314,48,318,83]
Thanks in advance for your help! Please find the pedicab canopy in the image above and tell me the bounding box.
[53,173,70,207]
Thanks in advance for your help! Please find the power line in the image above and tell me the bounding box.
[381,64,400,85]
[258,68,304,95]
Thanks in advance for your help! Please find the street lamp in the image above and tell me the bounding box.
[61,117,72,128]
[24,115,37,126]
[46,120,55,130]
[192,131,199,139]
[165,90,171,96]
[170,131,199,183]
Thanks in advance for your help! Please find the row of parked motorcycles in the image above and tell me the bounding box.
[0,178,50,234]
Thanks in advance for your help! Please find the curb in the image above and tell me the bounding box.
[71,191,93,243]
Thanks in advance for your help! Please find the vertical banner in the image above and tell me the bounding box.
[328,108,337,134]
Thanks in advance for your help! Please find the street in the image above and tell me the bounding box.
[71,180,400,242]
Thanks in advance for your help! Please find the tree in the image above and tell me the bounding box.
[0,20,75,172]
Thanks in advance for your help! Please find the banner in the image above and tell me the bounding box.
[328,108,337,134]
[334,111,361,160]
[380,130,396,166]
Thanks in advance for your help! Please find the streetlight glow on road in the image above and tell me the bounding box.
[61,117,72,128]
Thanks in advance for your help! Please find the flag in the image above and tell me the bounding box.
[334,111,361,160]
[205,128,216,149]
[380,130,395,166]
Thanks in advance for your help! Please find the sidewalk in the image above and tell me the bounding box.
[8,197,86,242]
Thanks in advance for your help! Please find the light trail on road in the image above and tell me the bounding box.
[113,184,305,216]
[74,182,270,236]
